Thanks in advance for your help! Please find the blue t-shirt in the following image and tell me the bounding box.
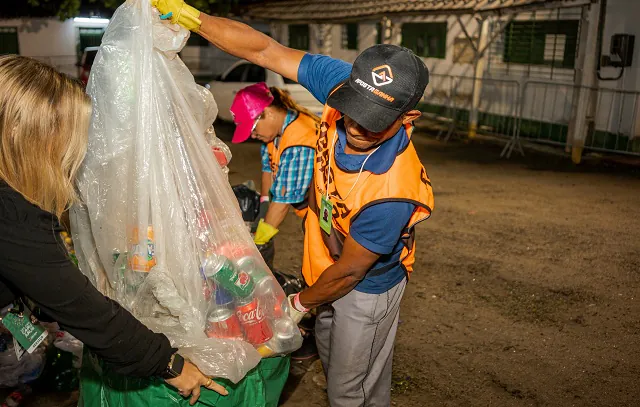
[298,54,415,294]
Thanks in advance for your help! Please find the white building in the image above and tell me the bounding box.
[245,0,640,160]
[3,0,638,160]
[0,16,109,77]
[0,13,269,84]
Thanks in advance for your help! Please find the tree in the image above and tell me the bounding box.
[3,0,262,20]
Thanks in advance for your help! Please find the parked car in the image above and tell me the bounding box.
[78,47,100,86]
[206,61,324,122]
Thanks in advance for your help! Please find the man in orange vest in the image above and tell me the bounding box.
[152,1,434,405]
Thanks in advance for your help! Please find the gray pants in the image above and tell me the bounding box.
[315,278,407,407]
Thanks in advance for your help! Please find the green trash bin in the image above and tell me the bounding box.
[79,351,290,407]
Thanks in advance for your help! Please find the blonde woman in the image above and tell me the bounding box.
[0,55,226,404]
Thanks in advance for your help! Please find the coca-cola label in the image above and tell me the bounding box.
[237,305,265,325]
[235,271,251,288]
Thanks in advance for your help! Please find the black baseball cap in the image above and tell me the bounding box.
[327,44,429,133]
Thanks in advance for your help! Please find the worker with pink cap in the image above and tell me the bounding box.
[230,82,319,261]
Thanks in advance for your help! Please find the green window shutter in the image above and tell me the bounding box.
[0,27,19,55]
[401,23,446,59]
[503,20,579,69]
[78,27,105,59]
[289,24,310,51]
[342,23,358,50]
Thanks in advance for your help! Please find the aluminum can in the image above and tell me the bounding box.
[235,296,272,345]
[271,318,299,353]
[235,256,270,281]
[216,243,254,262]
[206,307,243,339]
[213,284,235,307]
[202,279,213,302]
[202,254,254,298]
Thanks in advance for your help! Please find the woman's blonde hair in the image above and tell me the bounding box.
[0,55,90,218]
[269,87,321,124]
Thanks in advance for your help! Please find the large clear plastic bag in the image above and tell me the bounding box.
[70,0,301,383]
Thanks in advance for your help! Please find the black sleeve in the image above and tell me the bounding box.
[0,194,174,377]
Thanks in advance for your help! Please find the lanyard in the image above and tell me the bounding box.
[325,128,380,202]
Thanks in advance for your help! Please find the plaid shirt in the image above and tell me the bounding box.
[261,111,315,204]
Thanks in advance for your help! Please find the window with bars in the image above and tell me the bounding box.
[288,24,310,51]
[0,27,19,55]
[401,23,447,59]
[342,23,358,50]
[503,20,579,69]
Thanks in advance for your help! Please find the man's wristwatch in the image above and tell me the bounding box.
[160,353,185,379]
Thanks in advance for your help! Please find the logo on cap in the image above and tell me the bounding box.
[371,65,393,87]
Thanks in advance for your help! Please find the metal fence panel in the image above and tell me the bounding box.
[422,73,640,157]
[519,81,640,154]
[421,73,519,145]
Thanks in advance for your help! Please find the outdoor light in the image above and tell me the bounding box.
[73,17,110,24]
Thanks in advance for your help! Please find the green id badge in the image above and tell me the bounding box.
[319,195,333,235]
[1,310,47,354]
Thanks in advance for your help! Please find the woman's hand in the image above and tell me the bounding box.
[165,360,228,405]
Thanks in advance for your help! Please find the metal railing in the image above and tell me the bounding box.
[518,81,640,155]
[421,73,522,156]
[421,74,640,157]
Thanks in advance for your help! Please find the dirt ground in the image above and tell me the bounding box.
[7,123,640,406]
[223,122,640,407]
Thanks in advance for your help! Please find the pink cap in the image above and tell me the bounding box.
[230,82,274,143]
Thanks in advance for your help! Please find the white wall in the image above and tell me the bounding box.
[392,14,477,78]
[329,24,358,62]
[598,0,640,91]
[597,0,640,137]
[0,18,75,57]
[183,21,271,78]
[0,17,108,77]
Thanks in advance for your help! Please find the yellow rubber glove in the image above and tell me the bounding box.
[152,0,202,32]
[253,219,279,245]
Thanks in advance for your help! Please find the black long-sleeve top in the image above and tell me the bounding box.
[0,182,174,377]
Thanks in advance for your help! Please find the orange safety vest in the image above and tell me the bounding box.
[265,113,319,217]
[301,105,434,286]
